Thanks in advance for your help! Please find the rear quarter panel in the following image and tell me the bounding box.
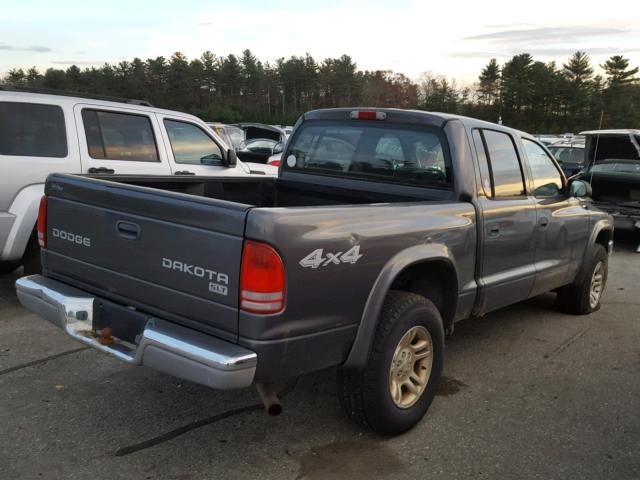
[241,201,476,341]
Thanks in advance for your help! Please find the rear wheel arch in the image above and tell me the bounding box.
[343,245,459,369]
[388,259,458,333]
[573,221,613,286]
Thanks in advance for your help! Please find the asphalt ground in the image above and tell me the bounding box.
[1,234,639,479]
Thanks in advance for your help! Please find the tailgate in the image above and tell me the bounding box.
[43,174,251,340]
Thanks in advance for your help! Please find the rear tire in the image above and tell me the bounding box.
[337,291,444,435]
[22,235,42,276]
[556,245,607,315]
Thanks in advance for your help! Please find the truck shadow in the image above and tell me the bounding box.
[104,290,564,461]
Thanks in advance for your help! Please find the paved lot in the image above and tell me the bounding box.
[1,236,639,480]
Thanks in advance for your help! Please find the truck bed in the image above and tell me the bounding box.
[42,173,459,345]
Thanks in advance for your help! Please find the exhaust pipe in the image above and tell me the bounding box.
[255,382,282,416]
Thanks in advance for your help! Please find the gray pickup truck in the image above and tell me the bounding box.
[16,108,613,435]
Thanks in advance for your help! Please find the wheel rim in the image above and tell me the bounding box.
[388,326,433,409]
[589,261,605,309]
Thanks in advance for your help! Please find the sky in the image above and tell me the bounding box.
[1,0,639,84]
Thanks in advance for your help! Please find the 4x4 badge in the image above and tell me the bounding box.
[299,246,363,269]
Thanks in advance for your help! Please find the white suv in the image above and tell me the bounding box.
[0,87,262,275]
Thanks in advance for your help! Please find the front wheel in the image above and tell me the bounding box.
[338,291,444,435]
[557,244,608,315]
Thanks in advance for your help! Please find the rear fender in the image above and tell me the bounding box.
[343,243,458,368]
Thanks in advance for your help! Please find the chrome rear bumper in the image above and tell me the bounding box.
[15,275,257,389]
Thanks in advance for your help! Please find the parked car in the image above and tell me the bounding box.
[207,122,245,150]
[234,123,288,164]
[548,142,586,177]
[0,86,264,275]
[578,129,640,250]
[206,122,278,176]
[17,108,613,436]
[534,134,562,146]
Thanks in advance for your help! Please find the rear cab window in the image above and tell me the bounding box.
[283,121,452,188]
[81,109,159,162]
[0,102,67,157]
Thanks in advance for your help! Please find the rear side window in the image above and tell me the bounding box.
[285,121,451,188]
[472,129,492,196]
[82,109,159,162]
[482,130,525,197]
[0,102,67,157]
[164,119,223,165]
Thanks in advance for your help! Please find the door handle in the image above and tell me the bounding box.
[174,170,195,175]
[88,167,115,174]
[116,221,141,240]
[488,223,500,236]
[539,218,549,229]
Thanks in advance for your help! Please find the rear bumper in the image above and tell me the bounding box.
[15,275,257,389]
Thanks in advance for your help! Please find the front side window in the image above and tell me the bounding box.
[284,121,451,188]
[482,130,525,197]
[82,109,158,162]
[0,102,67,157]
[523,139,563,197]
[165,119,223,165]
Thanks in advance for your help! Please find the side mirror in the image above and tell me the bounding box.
[273,142,284,155]
[226,148,238,167]
[568,179,592,198]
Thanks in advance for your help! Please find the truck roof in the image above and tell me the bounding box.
[301,107,530,138]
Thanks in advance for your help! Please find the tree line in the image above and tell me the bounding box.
[2,49,638,132]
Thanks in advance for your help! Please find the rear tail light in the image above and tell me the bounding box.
[240,240,285,314]
[268,159,281,167]
[349,110,387,120]
[37,195,48,248]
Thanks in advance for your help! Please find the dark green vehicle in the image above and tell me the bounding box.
[16,108,613,434]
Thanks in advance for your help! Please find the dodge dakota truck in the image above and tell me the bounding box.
[16,108,613,435]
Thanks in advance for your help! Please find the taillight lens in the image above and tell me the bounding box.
[37,195,48,248]
[268,159,281,167]
[240,240,285,314]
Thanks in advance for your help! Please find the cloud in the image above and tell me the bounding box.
[0,44,51,52]
[447,51,506,59]
[527,46,640,56]
[482,23,537,29]
[51,60,106,65]
[88,41,109,48]
[447,46,640,60]
[464,26,630,43]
